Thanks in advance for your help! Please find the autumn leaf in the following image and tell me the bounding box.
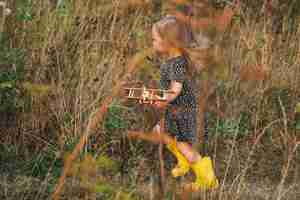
[239,64,266,81]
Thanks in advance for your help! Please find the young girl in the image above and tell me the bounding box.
[128,15,218,191]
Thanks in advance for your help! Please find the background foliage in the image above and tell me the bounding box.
[0,0,299,199]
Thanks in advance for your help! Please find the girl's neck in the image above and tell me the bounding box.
[167,48,183,59]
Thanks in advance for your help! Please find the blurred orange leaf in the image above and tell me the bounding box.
[239,64,266,81]
[214,7,235,32]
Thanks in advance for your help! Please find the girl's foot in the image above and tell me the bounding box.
[189,157,219,191]
[171,163,190,177]
[166,141,190,178]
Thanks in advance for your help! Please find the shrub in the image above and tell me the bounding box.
[0,33,25,114]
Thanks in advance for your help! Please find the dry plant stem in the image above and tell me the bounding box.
[275,96,297,200]
[0,15,5,35]
[158,118,166,199]
[51,97,113,200]
[51,48,152,200]
[276,143,299,200]
[262,2,272,76]
[278,97,289,151]
[232,119,282,200]
[36,156,60,200]
[221,119,281,200]
[149,176,154,200]
[218,119,240,200]
[0,0,6,34]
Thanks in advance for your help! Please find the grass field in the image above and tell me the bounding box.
[0,0,299,199]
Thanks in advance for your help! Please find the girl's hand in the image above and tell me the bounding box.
[153,101,168,110]
[149,95,166,109]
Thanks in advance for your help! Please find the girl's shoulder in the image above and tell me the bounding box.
[165,55,188,67]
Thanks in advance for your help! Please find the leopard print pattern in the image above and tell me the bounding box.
[160,56,197,143]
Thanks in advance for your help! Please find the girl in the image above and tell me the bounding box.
[128,15,218,191]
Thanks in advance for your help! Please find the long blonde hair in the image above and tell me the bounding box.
[153,15,214,77]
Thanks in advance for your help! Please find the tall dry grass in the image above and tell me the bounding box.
[0,0,299,199]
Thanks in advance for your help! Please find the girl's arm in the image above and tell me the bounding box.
[154,81,182,109]
[164,81,182,102]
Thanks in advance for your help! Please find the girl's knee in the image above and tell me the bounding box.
[177,142,200,162]
[152,124,161,133]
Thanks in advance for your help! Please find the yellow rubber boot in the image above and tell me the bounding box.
[166,141,190,178]
[189,157,219,191]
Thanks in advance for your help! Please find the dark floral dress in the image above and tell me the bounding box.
[160,56,197,143]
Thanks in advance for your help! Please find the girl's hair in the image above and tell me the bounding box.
[153,15,214,77]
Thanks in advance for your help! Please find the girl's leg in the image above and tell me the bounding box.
[158,121,192,177]
[176,142,201,163]
[165,139,191,177]
[127,125,191,177]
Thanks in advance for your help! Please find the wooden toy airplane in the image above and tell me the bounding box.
[123,86,174,104]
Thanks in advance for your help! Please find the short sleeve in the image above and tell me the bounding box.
[170,59,186,83]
